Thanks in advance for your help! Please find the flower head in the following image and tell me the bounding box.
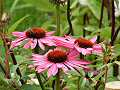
[54,36,103,55]
[11,27,56,50]
[32,48,90,77]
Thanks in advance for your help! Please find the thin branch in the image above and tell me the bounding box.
[111,26,120,44]
[106,0,111,20]
[66,0,73,35]
[83,13,89,37]
[97,0,104,43]
[111,0,115,46]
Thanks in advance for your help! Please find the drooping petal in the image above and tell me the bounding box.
[68,59,91,65]
[90,36,97,43]
[23,40,31,49]
[38,39,45,50]
[31,39,37,49]
[56,63,64,68]
[68,60,89,69]
[92,44,103,54]
[40,37,56,46]
[74,44,92,55]
[32,54,46,61]
[62,64,69,73]
[46,31,55,36]
[11,37,26,48]
[68,49,79,58]
[12,32,26,38]
[48,64,58,77]
[37,68,47,73]
[64,35,76,42]
[53,36,74,48]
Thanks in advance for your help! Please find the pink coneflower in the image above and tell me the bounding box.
[11,27,56,50]
[53,36,103,55]
[32,48,90,77]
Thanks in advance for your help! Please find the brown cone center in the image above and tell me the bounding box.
[47,50,67,63]
[74,37,94,48]
[25,28,46,39]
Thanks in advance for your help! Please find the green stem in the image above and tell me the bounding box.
[77,77,80,90]
[56,4,60,36]
[56,70,60,90]
[36,72,45,90]
[33,46,45,90]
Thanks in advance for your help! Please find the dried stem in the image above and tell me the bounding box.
[106,0,111,20]
[66,0,73,35]
[0,33,10,79]
[97,0,104,43]
[111,0,115,46]
[83,13,89,37]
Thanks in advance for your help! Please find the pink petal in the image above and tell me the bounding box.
[92,44,103,54]
[36,68,46,73]
[74,44,92,55]
[90,36,97,43]
[64,35,76,42]
[53,37,74,48]
[69,59,91,65]
[23,41,31,49]
[11,37,25,48]
[31,39,37,49]
[56,63,64,68]
[68,61,89,69]
[81,49,92,55]
[64,62,75,70]
[48,64,58,77]
[38,39,45,50]
[32,54,46,61]
[62,64,69,73]
[68,49,79,58]
[40,38,56,46]
[46,31,55,36]
[12,32,26,37]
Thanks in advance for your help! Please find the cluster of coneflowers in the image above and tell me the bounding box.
[11,27,102,77]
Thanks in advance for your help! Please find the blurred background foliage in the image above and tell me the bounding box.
[0,0,120,90]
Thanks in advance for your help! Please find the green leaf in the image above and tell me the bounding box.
[8,15,29,34]
[79,77,87,88]
[22,0,55,12]
[87,0,101,19]
[21,84,42,90]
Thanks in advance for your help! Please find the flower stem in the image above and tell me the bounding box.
[77,77,80,90]
[36,72,45,90]
[34,46,45,90]
[104,65,108,83]
[56,70,60,90]
[56,4,60,36]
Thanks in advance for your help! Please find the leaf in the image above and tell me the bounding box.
[79,77,87,88]
[100,27,111,40]
[21,84,42,90]
[22,0,55,12]
[87,0,101,19]
[8,15,29,34]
